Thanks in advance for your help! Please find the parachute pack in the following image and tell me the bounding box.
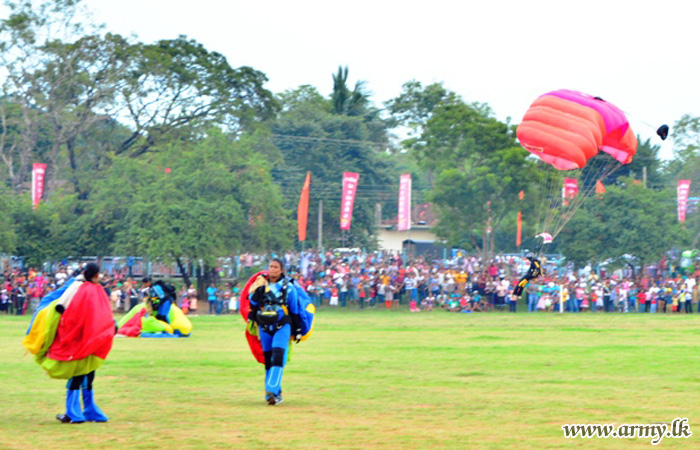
[153,280,177,301]
[284,278,315,341]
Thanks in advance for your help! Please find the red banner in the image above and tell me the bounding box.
[32,163,47,210]
[297,172,311,241]
[340,172,359,230]
[516,190,524,247]
[678,179,691,223]
[563,178,579,198]
[562,178,578,205]
[397,173,412,231]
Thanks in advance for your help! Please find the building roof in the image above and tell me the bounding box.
[379,203,437,228]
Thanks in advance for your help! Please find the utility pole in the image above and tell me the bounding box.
[486,201,492,261]
[642,166,647,188]
[318,199,323,253]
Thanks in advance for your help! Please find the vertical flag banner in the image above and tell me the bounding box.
[297,172,311,241]
[562,178,579,205]
[31,163,47,210]
[595,180,606,198]
[397,173,412,231]
[516,190,524,247]
[678,179,691,223]
[340,172,359,230]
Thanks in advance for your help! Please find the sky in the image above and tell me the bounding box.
[84,0,700,160]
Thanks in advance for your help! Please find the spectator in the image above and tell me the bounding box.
[207,283,218,315]
[188,284,198,313]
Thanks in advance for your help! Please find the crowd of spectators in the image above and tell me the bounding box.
[3,251,698,316]
[272,250,700,314]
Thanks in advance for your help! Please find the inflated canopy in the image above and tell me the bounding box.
[516,90,637,170]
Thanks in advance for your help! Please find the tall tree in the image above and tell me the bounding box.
[385,80,456,139]
[0,0,131,193]
[330,66,369,116]
[399,92,539,253]
[117,37,278,158]
[271,81,394,248]
[91,127,291,267]
[666,114,700,180]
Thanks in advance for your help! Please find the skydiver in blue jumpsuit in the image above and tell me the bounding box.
[247,259,302,405]
[142,277,174,322]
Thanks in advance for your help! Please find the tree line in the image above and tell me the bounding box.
[0,0,698,277]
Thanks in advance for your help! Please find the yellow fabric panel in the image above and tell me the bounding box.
[246,319,259,336]
[41,355,105,380]
[22,305,51,354]
[168,305,193,335]
[300,303,315,341]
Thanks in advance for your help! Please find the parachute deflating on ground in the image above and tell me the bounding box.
[117,303,192,338]
[516,90,638,170]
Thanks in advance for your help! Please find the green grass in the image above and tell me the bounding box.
[1,309,700,450]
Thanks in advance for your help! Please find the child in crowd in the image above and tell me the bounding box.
[330,285,339,306]
[460,293,473,313]
[580,293,589,312]
[421,294,435,311]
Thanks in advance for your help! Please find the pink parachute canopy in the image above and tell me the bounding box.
[517,90,638,169]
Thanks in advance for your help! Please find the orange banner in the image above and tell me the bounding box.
[297,172,311,241]
[516,211,522,247]
[595,180,606,198]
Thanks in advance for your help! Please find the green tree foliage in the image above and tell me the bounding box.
[271,78,393,248]
[671,114,700,162]
[0,1,132,193]
[331,66,369,116]
[389,84,540,252]
[385,80,457,140]
[557,179,686,273]
[117,37,278,158]
[90,128,291,264]
[665,114,700,181]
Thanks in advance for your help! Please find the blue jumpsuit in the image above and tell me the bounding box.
[250,278,297,399]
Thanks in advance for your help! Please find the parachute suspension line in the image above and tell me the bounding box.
[619,109,669,140]
[540,165,567,243]
[533,166,550,236]
[533,162,560,248]
[548,156,622,241]
[547,160,599,241]
[537,154,619,245]
[533,165,552,240]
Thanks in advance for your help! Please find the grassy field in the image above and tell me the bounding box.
[1,309,700,450]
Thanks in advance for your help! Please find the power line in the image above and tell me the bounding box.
[270,133,393,150]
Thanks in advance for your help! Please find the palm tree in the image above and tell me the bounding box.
[331,66,369,116]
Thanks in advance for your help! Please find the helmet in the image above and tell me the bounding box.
[526,253,534,260]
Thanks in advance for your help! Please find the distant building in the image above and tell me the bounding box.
[375,203,445,254]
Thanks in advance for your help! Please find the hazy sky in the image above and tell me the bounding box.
[85,0,699,159]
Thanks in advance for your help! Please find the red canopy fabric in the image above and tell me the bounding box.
[240,271,268,364]
[48,281,115,361]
